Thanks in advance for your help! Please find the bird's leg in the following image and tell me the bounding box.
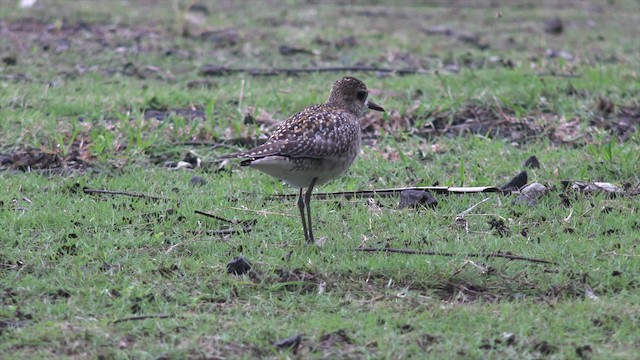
[297,187,309,242]
[304,178,318,243]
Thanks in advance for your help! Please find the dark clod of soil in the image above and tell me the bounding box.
[0,319,23,335]
[2,55,17,66]
[200,29,240,47]
[488,218,509,237]
[596,96,615,114]
[522,155,540,169]
[279,45,313,56]
[319,329,352,346]
[186,79,217,89]
[576,344,593,359]
[273,334,303,352]
[200,64,230,76]
[544,18,564,35]
[501,171,528,191]
[533,340,558,355]
[398,189,438,209]
[227,256,252,275]
[189,2,209,15]
[189,176,207,187]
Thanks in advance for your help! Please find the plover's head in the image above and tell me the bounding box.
[327,77,384,116]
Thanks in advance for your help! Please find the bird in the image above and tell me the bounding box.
[220,76,384,244]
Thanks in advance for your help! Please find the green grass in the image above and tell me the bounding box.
[1,0,639,358]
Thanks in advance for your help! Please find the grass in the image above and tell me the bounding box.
[1,0,639,358]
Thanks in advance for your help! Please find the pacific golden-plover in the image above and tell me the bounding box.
[222,77,384,243]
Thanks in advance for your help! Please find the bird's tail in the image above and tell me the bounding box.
[216,152,254,167]
[216,152,242,160]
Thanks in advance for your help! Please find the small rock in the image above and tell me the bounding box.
[572,182,621,195]
[502,332,517,346]
[398,189,437,209]
[513,182,547,206]
[19,0,37,9]
[513,195,536,207]
[521,182,548,199]
[227,256,252,275]
[55,38,69,53]
[315,236,328,248]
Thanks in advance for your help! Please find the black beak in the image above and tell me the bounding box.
[367,100,384,112]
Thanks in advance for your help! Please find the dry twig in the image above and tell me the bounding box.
[354,247,556,265]
[83,188,169,201]
[111,314,177,324]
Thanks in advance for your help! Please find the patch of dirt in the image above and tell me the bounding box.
[268,268,324,293]
[364,101,640,145]
[0,18,178,81]
[194,336,265,359]
[0,144,90,173]
[434,280,501,303]
[590,105,640,142]
[143,106,206,122]
[2,100,635,175]
[300,329,373,359]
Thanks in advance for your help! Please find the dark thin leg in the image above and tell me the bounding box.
[304,178,318,243]
[297,187,309,242]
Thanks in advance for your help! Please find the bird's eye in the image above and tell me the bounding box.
[356,91,367,101]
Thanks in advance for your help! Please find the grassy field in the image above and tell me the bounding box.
[1,0,639,359]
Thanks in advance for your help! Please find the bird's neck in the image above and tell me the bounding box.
[325,99,363,117]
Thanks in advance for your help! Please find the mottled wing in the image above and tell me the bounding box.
[230,104,360,159]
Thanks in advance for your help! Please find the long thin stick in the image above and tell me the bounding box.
[202,66,430,77]
[83,188,169,201]
[354,247,556,265]
[111,314,176,324]
[272,186,502,200]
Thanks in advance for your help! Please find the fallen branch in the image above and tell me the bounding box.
[456,197,492,218]
[83,188,169,201]
[354,247,556,265]
[195,210,256,228]
[203,227,252,236]
[174,141,240,149]
[272,186,502,200]
[111,314,176,324]
[195,210,238,224]
[536,72,581,78]
[201,65,429,77]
